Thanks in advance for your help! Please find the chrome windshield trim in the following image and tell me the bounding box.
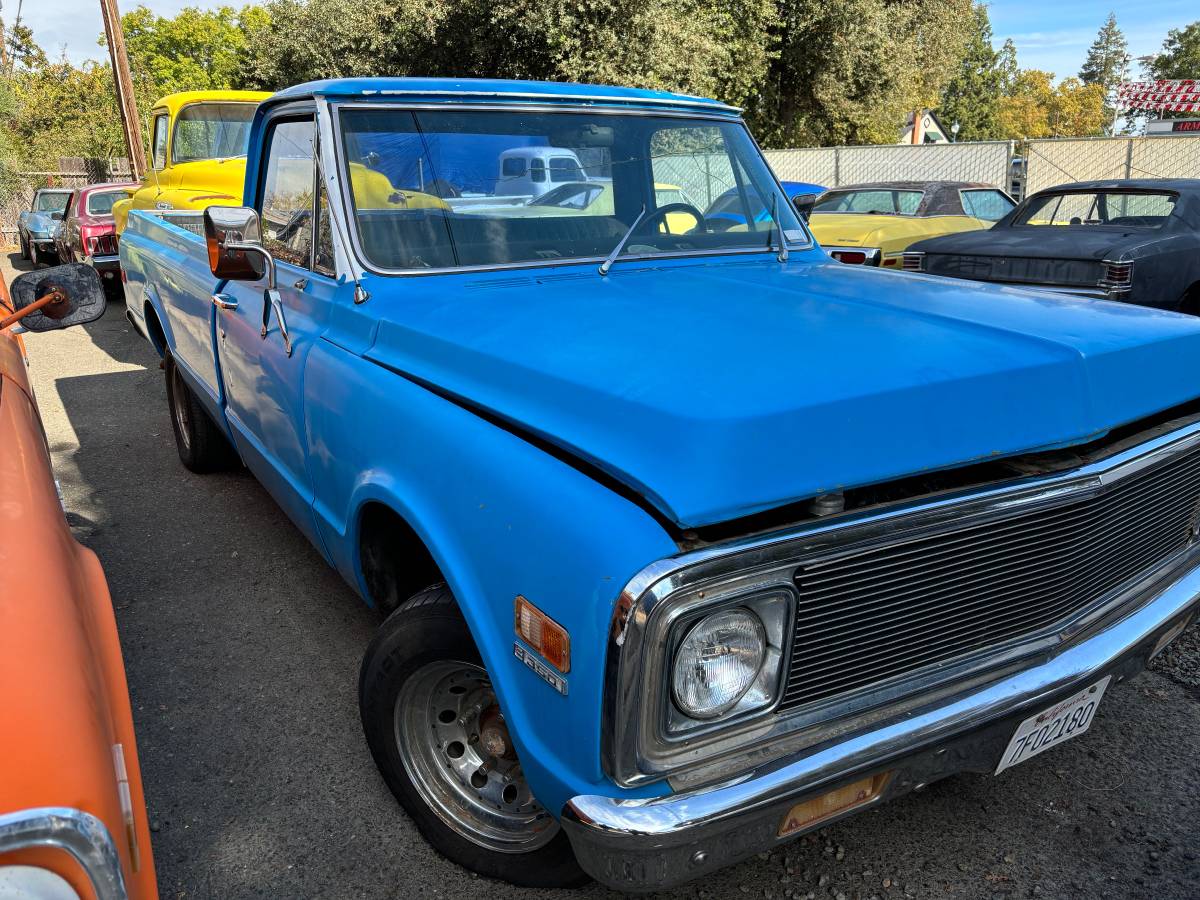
[326,101,813,278]
[603,417,1200,787]
[330,89,741,113]
[0,807,127,900]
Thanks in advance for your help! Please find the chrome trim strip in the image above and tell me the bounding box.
[571,556,1200,890]
[332,88,741,113]
[0,807,127,900]
[603,417,1200,787]
[89,254,120,265]
[326,101,813,279]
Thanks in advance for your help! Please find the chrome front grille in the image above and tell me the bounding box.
[781,445,1200,711]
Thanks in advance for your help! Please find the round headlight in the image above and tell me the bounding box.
[671,608,767,719]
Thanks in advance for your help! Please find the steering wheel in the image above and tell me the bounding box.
[638,202,708,235]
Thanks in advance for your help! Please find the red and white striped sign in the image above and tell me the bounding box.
[1117,80,1200,112]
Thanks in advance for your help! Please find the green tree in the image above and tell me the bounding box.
[937,4,1006,141]
[744,0,976,146]
[5,22,48,72]
[119,4,270,95]
[1079,12,1130,131]
[996,69,1106,138]
[1149,21,1200,80]
[240,0,776,115]
[240,0,974,149]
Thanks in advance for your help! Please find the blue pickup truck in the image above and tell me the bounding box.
[119,78,1200,891]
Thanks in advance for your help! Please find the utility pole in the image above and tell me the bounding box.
[99,0,146,180]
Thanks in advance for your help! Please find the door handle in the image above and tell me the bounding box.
[212,293,238,310]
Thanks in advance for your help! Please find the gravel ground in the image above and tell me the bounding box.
[6,250,1200,899]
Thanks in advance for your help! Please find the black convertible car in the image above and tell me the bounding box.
[903,179,1200,313]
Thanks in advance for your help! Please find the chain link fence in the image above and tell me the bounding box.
[764,142,1015,192]
[1,157,132,243]
[1024,135,1200,196]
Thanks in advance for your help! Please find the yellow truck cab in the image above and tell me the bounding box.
[112,90,271,234]
[807,180,1015,268]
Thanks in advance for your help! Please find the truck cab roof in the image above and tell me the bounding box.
[265,77,741,115]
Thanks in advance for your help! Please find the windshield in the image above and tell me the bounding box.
[33,191,70,213]
[86,189,127,216]
[173,102,256,163]
[337,107,805,271]
[812,188,924,215]
[1015,191,1178,228]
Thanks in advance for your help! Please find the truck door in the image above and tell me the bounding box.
[212,114,335,556]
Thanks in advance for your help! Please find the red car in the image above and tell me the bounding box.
[54,182,137,298]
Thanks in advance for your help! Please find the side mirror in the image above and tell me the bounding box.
[50,211,64,221]
[792,192,820,221]
[6,264,106,332]
[203,206,274,287]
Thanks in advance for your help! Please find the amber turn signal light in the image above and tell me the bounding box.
[514,596,570,673]
[777,772,891,837]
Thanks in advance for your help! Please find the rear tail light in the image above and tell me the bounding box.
[87,233,118,256]
[831,250,868,265]
[902,252,924,272]
[1101,260,1133,292]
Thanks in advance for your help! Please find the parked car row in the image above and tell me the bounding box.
[8,76,1200,896]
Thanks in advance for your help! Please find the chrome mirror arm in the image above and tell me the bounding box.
[224,240,277,291]
[263,288,293,356]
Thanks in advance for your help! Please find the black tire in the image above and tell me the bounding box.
[360,585,588,889]
[18,235,29,260]
[164,351,238,473]
[29,242,41,267]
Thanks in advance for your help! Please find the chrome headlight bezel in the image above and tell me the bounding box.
[603,561,798,788]
[664,590,792,735]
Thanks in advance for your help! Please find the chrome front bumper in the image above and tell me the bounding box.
[0,807,127,900]
[562,555,1200,891]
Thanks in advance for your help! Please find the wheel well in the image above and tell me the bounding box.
[358,502,444,614]
[142,301,167,358]
[1180,283,1200,317]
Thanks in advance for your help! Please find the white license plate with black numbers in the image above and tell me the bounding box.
[995,676,1110,775]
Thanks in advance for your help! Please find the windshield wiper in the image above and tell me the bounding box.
[768,194,788,262]
[599,204,647,276]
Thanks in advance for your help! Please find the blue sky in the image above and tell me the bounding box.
[9,0,1199,81]
[988,0,1196,79]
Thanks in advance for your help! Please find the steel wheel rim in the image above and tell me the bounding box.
[394,660,558,853]
[171,366,191,452]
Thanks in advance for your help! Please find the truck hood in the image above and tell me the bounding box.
[162,157,247,199]
[21,212,58,237]
[365,255,1200,529]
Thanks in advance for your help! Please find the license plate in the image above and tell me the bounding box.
[995,676,1110,775]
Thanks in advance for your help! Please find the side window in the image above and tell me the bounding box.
[260,117,316,269]
[151,115,168,170]
[314,181,335,276]
[501,157,525,178]
[962,189,1014,222]
[529,158,546,183]
[549,157,582,182]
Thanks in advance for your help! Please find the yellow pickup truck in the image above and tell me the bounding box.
[112,90,270,233]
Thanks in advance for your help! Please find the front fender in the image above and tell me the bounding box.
[304,342,678,813]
